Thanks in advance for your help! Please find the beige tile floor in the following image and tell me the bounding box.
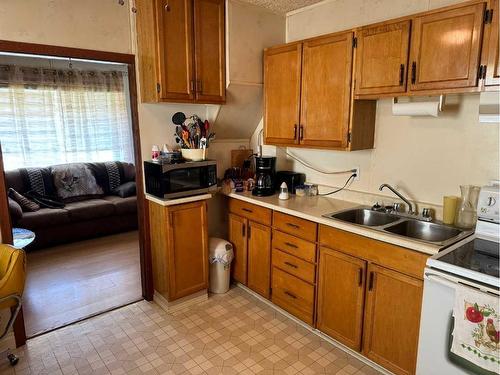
[0,288,381,375]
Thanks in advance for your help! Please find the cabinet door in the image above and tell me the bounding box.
[409,3,485,92]
[264,43,302,146]
[228,213,247,284]
[193,0,226,103]
[362,264,423,375]
[300,32,353,149]
[355,20,411,96]
[156,0,195,101]
[247,221,271,299]
[483,0,500,88]
[317,247,366,351]
[167,201,208,300]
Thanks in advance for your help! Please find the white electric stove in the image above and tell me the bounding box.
[417,181,500,375]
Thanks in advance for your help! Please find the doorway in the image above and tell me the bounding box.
[0,40,152,346]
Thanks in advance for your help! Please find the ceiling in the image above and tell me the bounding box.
[237,0,325,14]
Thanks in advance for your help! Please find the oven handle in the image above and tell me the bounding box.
[425,272,500,296]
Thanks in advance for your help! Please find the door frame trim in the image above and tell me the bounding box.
[0,39,153,347]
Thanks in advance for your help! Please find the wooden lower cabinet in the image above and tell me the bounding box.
[149,200,208,301]
[362,264,423,375]
[316,247,366,351]
[247,221,272,298]
[228,213,248,284]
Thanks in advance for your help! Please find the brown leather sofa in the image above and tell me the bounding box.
[6,163,138,250]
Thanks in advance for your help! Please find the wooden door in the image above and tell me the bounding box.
[482,0,500,88]
[300,32,353,149]
[317,247,366,351]
[167,201,208,300]
[193,0,226,103]
[409,3,485,92]
[228,213,248,284]
[362,264,423,375]
[247,221,271,299]
[355,20,411,96]
[264,43,302,146]
[156,0,195,101]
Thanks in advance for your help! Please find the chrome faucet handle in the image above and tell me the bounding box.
[422,208,433,220]
[392,203,403,212]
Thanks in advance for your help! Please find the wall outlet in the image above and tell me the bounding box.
[353,167,360,181]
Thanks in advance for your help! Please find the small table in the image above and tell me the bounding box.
[12,228,35,249]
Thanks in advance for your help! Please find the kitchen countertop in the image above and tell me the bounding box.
[145,193,213,207]
[225,191,443,255]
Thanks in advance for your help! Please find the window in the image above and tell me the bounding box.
[0,62,134,170]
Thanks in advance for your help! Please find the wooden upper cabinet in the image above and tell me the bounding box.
[481,0,500,88]
[300,32,354,149]
[355,20,411,96]
[247,221,271,299]
[135,0,225,104]
[193,0,226,103]
[317,247,366,351]
[362,264,423,375]
[228,213,248,285]
[264,43,302,146]
[156,0,194,101]
[409,2,485,92]
[166,201,208,300]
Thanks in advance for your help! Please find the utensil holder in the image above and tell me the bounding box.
[181,148,205,161]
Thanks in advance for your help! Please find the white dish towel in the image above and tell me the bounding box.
[451,284,500,373]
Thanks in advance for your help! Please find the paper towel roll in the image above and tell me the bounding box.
[392,100,440,117]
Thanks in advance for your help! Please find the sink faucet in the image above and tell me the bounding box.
[379,184,415,215]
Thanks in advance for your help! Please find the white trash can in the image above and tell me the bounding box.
[209,238,234,294]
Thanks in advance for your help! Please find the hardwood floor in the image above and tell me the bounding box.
[24,231,142,338]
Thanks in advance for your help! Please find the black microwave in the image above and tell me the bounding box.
[144,160,217,199]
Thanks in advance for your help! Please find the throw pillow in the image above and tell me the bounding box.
[112,181,136,198]
[87,162,126,194]
[51,163,104,202]
[8,197,23,222]
[19,167,55,196]
[8,188,40,212]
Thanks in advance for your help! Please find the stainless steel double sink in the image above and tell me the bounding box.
[323,207,473,247]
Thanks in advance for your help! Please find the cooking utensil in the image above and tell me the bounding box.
[172,112,186,126]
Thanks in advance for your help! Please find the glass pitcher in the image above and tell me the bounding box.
[455,185,480,229]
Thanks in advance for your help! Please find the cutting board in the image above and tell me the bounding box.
[231,149,253,168]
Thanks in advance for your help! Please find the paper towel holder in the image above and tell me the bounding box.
[392,94,445,117]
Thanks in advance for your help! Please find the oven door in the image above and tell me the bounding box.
[417,268,499,375]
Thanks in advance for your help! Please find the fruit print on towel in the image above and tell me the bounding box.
[465,302,500,353]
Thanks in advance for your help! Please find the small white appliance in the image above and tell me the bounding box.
[416,181,500,375]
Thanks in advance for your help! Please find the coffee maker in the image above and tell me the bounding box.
[252,156,276,196]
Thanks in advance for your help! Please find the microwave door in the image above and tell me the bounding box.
[167,167,203,193]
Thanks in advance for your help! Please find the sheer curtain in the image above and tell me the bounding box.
[0,64,134,170]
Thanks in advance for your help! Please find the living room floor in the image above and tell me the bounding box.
[2,287,380,375]
[24,231,142,338]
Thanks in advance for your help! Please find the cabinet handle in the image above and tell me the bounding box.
[293,124,298,140]
[411,61,416,84]
[299,125,304,141]
[286,223,300,229]
[358,268,363,286]
[242,208,253,213]
[284,290,297,299]
[196,80,203,94]
[164,2,170,11]
[399,64,405,86]
[242,224,246,237]
[189,80,195,93]
[284,261,298,269]
[284,242,298,249]
[368,271,375,291]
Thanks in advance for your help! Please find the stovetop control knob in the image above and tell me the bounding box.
[487,196,496,207]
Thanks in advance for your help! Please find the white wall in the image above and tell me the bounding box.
[279,0,500,206]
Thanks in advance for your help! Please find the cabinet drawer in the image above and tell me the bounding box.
[272,230,317,263]
[272,248,315,284]
[228,198,272,226]
[273,211,317,241]
[272,267,314,325]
